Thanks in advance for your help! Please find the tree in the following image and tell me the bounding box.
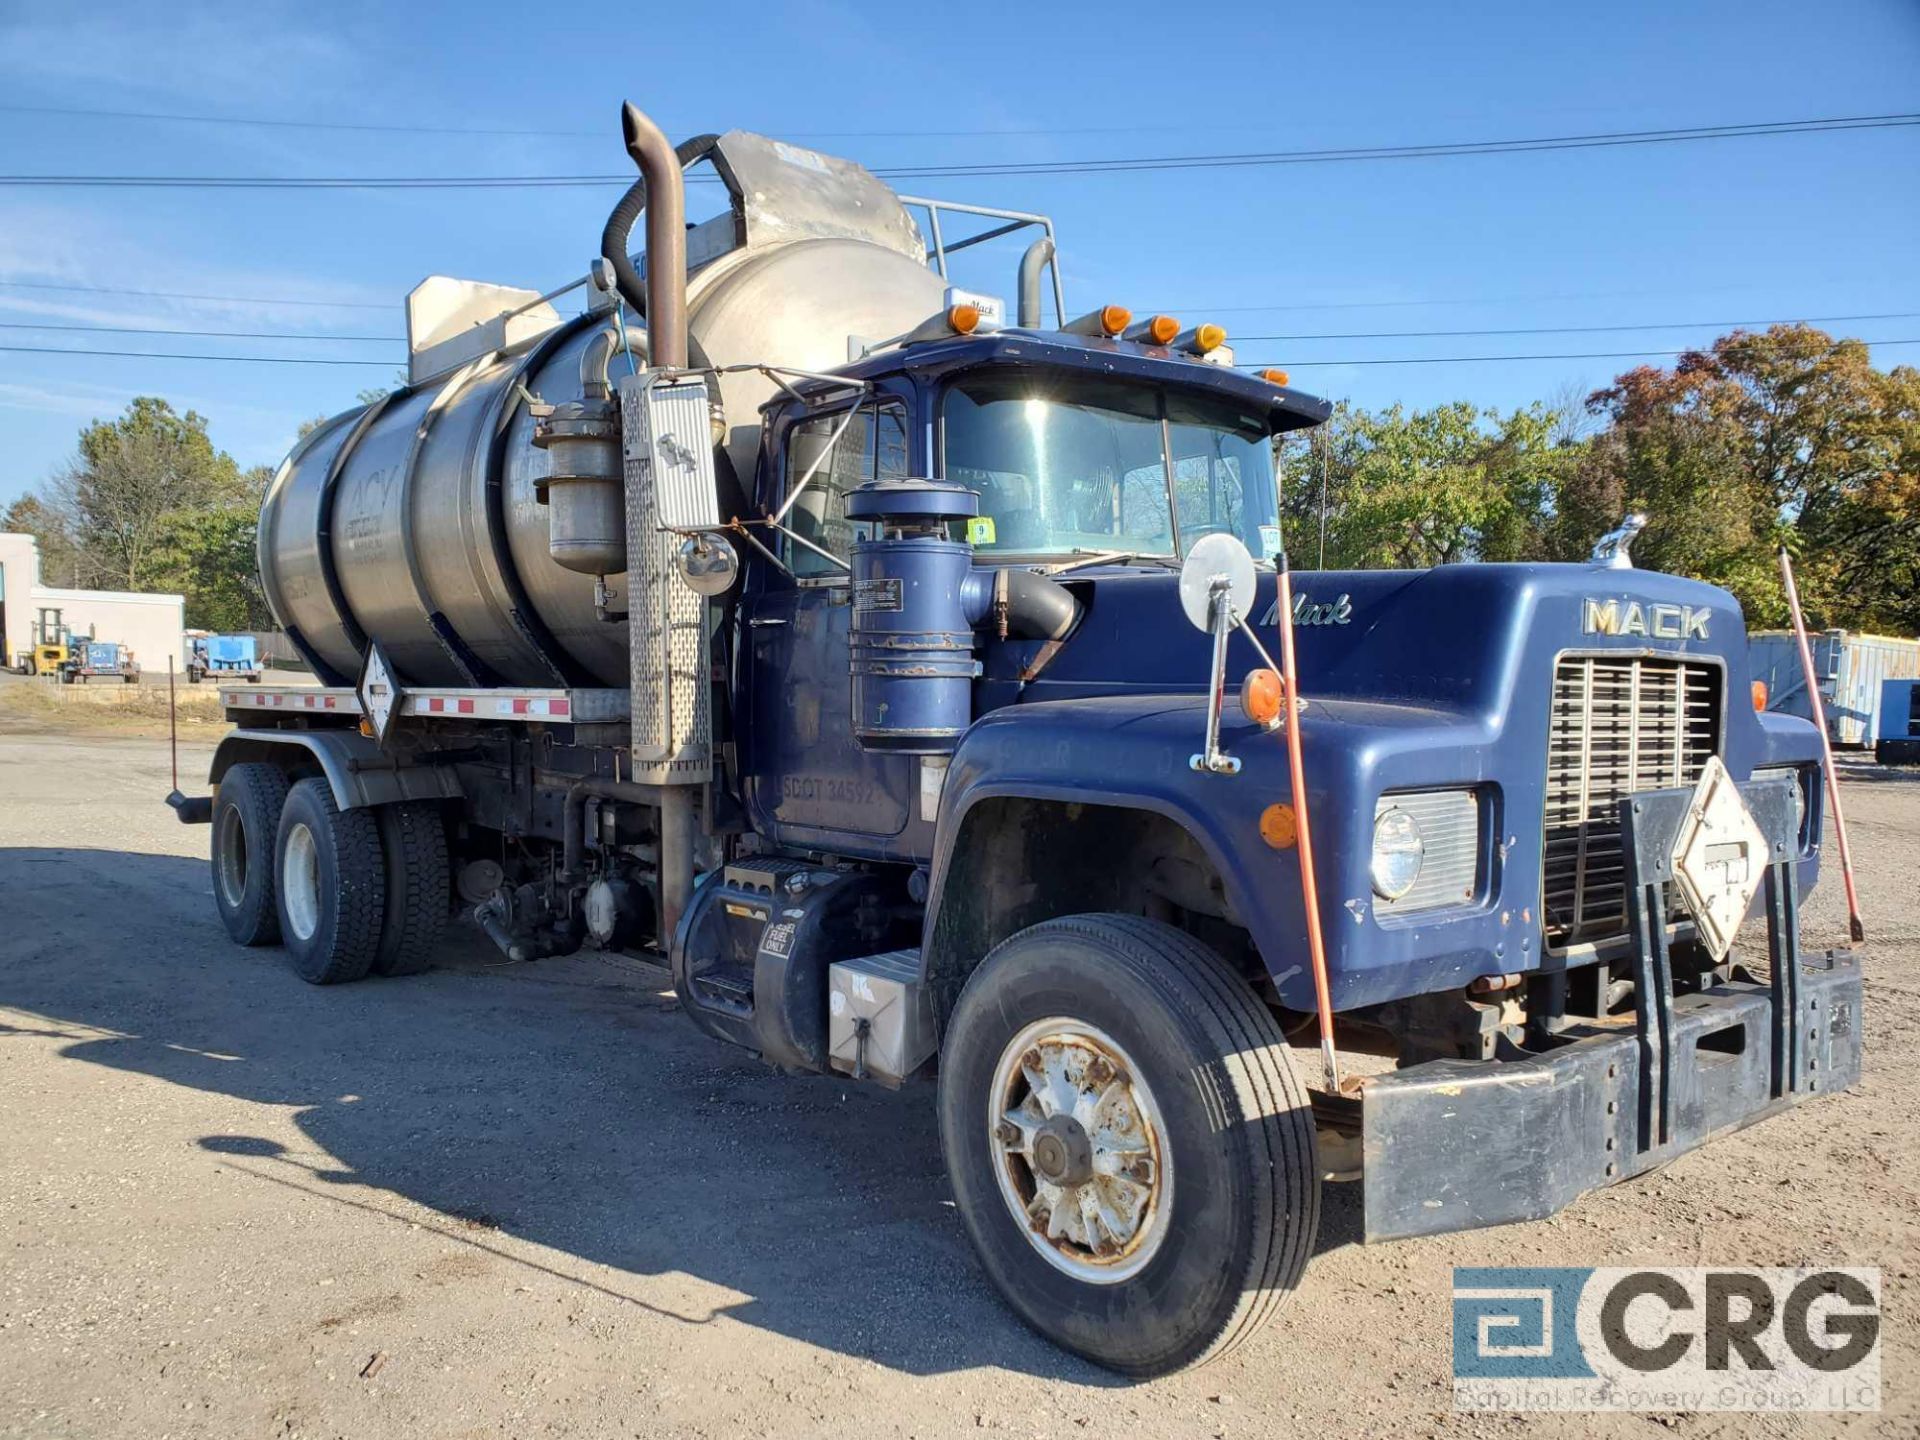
[1280,401,1575,569]
[58,397,247,592]
[2,493,83,587]
[1579,326,1920,631]
[11,398,273,629]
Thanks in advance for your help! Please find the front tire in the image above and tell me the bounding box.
[939,914,1318,1376]
[274,778,385,985]
[210,762,290,946]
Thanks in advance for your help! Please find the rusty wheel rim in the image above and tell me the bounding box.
[987,1017,1170,1285]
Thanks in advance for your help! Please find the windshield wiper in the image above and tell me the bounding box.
[1041,549,1184,577]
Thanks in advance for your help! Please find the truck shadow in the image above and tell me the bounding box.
[0,845,1343,1381]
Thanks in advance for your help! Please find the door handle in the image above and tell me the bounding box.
[749,616,789,628]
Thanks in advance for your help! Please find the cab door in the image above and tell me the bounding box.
[739,395,919,852]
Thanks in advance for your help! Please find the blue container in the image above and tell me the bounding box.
[846,480,981,754]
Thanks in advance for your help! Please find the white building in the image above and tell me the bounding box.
[0,531,187,673]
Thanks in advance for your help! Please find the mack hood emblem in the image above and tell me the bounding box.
[1583,597,1709,641]
[1259,591,1352,627]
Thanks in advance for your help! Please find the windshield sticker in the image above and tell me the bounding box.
[1258,524,1282,560]
[967,516,997,546]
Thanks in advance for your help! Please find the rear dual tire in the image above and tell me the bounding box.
[276,778,385,985]
[939,914,1319,1377]
[210,767,446,982]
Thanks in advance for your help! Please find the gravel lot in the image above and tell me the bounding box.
[1,713,1914,1439]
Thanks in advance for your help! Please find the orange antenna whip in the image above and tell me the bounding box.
[1274,554,1341,1088]
[1777,547,1866,943]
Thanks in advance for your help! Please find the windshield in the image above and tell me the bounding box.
[942,372,1281,561]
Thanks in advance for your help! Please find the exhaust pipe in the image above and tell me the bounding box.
[1017,236,1055,328]
[620,101,687,369]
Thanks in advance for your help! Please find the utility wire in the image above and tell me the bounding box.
[0,100,1279,142]
[1229,311,1920,342]
[1,113,1913,188]
[8,337,1915,371]
[5,311,1908,349]
[0,343,392,366]
[0,278,389,309]
[1239,338,1920,368]
[0,319,402,342]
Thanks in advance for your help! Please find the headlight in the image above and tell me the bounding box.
[1371,806,1425,900]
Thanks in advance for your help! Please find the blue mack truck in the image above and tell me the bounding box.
[173,103,1861,1377]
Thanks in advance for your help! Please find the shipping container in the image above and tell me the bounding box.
[1749,629,1920,746]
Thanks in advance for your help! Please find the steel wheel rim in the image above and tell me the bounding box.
[215,806,248,910]
[281,822,321,942]
[987,1016,1171,1285]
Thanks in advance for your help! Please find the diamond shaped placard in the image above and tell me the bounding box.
[1670,755,1769,962]
[356,643,403,747]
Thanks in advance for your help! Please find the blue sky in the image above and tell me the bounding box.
[0,0,1915,505]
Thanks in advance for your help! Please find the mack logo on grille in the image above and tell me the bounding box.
[1582,598,1710,640]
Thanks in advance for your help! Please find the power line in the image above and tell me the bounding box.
[7,336,1915,372]
[0,278,389,310]
[0,343,392,366]
[2,113,1913,189]
[0,100,1258,142]
[1230,311,1920,343]
[0,319,401,343]
[1240,338,1920,368]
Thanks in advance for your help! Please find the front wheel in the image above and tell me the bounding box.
[938,914,1318,1376]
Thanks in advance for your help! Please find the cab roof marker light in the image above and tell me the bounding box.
[1176,323,1228,356]
[871,304,999,353]
[1061,304,1133,338]
[1257,368,1292,387]
[1124,314,1181,346]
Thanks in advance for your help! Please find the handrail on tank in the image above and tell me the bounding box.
[897,195,1066,326]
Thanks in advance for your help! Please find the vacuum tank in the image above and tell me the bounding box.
[258,129,946,688]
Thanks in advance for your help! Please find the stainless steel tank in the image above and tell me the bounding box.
[258,131,946,688]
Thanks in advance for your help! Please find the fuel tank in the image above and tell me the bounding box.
[258,132,946,688]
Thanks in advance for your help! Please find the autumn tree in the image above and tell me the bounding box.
[1578,325,1920,630]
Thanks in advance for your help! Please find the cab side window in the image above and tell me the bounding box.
[784,401,910,578]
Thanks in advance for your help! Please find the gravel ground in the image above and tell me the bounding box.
[1,718,1914,1439]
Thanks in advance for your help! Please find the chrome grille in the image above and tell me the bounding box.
[1543,655,1721,948]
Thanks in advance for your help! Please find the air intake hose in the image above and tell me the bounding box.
[975,567,1081,642]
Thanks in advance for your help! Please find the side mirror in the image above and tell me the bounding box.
[1179,533,1258,775]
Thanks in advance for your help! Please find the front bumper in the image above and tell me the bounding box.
[1361,952,1862,1240]
[1360,774,1862,1243]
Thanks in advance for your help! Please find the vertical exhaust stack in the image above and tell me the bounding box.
[615,100,701,949]
[620,102,687,369]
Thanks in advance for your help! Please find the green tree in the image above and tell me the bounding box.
[1280,400,1575,568]
[1578,325,1920,630]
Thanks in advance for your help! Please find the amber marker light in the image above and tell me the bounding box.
[1752,679,1769,712]
[1259,802,1299,850]
[947,304,981,334]
[1098,304,1131,335]
[1242,667,1285,729]
[1193,323,1227,353]
[1146,314,1179,345]
[1258,368,1291,387]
